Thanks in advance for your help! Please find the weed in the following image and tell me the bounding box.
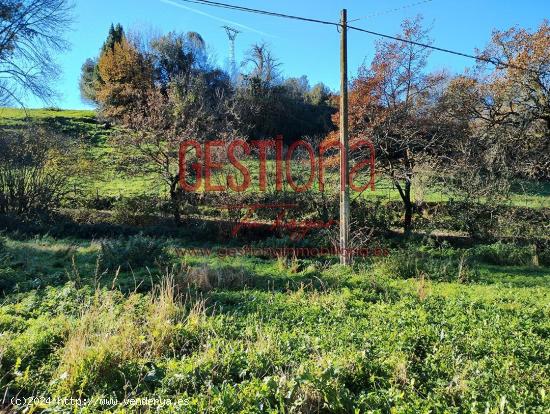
[99,233,168,270]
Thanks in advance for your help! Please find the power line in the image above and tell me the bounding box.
[348,0,434,23]
[174,0,340,27]
[347,24,506,69]
[173,0,541,75]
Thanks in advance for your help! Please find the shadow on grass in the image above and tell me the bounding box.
[0,235,400,306]
[0,239,100,294]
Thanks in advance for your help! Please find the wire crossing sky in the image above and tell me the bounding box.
[19,0,550,109]
[173,0,540,73]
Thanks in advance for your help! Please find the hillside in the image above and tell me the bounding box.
[0,108,549,412]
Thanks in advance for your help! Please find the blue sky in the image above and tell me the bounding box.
[26,0,549,109]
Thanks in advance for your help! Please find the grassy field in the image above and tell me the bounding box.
[0,234,548,412]
[0,108,549,412]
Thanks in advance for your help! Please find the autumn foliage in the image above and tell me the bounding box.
[96,38,154,120]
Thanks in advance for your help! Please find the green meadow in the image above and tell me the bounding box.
[0,109,548,413]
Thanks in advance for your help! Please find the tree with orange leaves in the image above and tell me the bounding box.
[96,37,154,121]
[477,21,549,179]
[441,20,549,197]
[334,16,451,235]
[481,21,550,131]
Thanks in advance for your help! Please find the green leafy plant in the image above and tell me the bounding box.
[99,233,168,270]
[473,241,534,266]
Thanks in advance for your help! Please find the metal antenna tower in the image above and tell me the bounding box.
[222,25,240,74]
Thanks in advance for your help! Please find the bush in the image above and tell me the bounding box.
[352,199,401,234]
[64,208,112,225]
[100,234,168,270]
[112,195,161,226]
[538,241,550,267]
[445,201,498,240]
[0,125,75,217]
[0,268,27,293]
[472,242,534,266]
[72,194,120,211]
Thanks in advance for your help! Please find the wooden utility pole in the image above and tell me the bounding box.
[339,9,350,265]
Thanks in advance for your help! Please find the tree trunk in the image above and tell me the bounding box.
[169,175,182,226]
[403,179,413,236]
[394,178,413,237]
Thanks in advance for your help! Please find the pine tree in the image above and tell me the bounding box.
[79,23,126,105]
[102,23,125,52]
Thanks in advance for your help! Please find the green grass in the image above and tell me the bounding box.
[0,234,549,412]
[0,108,162,200]
[0,107,95,121]
[0,107,94,117]
[0,107,102,141]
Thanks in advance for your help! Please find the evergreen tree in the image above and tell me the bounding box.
[102,23,125,52]
[79,23,125,105]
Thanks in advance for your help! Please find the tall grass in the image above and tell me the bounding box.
[57,273,207,397]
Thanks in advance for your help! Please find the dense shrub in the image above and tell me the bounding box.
[538,241,550,267]
[445,201,498,239]
[64,208,112,225]
[72,194,120,211]
[0,268,25,293]
[100,233,168,270]
[472,242,534,266]
[433,201,549,242]
[352,199,401,235]
[0,126,75,217]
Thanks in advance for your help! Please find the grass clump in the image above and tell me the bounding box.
[99,233,168,270]
[373,244,478,282]
[56,277,205,398]
[183,264,250,291]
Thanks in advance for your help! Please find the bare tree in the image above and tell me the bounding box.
[241,42,281,86]
[109,32,235,225]
[0,0,72,106]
